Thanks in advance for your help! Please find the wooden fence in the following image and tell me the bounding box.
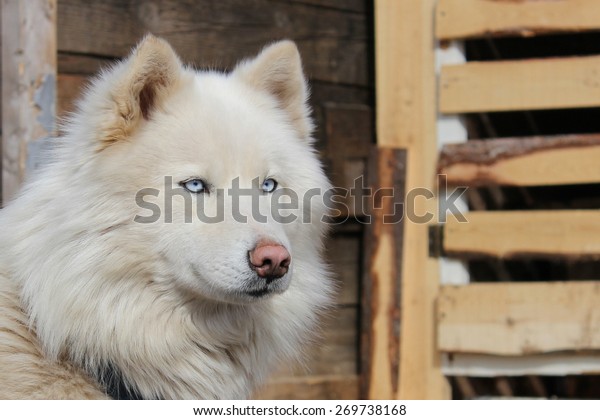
[370,0,600,399]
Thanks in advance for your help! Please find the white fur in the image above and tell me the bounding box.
[0,36,333,399]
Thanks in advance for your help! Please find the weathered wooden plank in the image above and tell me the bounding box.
[310,81,373,150]
[57,74,88,116]
[442,352,600,377]
[324,103,372,217]
[287,0,366,14]
[444,210,600,259]
[2,0,57,204]
[436,0,600,41]
[375,0,450,399]
[255,374,359,399]
[361,147,405,399]
[438,135,600,187]
[57,0,369,86]
[55,73,375,149]
[58,52,114,75]
[439,282,600,356]
[327,233,361,306]
[440,56,600,114]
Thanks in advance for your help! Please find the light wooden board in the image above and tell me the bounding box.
[438,282,600,355]
[443,353,600,377]
[438,135,600,187]
[440,55,600,114]
[2,0,56,203]
[444,210,600,258]
[375,0,450,399]
[436,0,600,40]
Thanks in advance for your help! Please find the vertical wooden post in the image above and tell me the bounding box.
[362,147,406,399]
[370,0,451,399]
[1,0,57,204]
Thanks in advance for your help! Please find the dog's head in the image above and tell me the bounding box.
[71,36,331,305]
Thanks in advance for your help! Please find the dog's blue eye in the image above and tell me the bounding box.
[262,178,277,193]
[183,179,206,193]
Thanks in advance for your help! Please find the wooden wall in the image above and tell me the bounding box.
[53,0,374,399]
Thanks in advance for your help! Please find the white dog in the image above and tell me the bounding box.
[0,35,333,399]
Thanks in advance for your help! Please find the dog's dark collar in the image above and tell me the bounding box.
[97,363,145,400]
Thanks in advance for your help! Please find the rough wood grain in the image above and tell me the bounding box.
[440,55,600,114]
[54,71,375,155]
[327,233,361,306]
[288,0,366,13]
[324,103,372,217]
[436,0,600,40]
[310,81,373,151]
[438,135,600,186]
[2,0,57,204]
[439,282,600,355]
[361,147,405,399]
[444,210,600,259]
[57,0,369,86]
[375,0,450,399]
[58,52,114,75]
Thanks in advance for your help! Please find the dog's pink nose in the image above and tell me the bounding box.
[249,243,291,280]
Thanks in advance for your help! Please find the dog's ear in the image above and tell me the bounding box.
[95,35,183,150]
[234,41,313,140]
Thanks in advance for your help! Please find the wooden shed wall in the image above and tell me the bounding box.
[50,0,373,400]
[7,0,600,402]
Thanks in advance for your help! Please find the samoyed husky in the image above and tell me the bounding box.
[0,36,333,399]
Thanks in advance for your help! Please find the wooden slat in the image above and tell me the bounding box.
[440,56,600,114]
[362,148,405,399]
[57,74,88,116]
[438,135,600,186]
[57,0,369,86]
[443,353,600,377]
[324,103,372,218]
[288,0,367,13]
[327,232,361,306]
[438,282,600,356]
[2,0,56,204]
[444,210,600,259]
[255,374,359,399]
[57,52,113,75]
[436,0,600,41]
[375,0,450,399]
